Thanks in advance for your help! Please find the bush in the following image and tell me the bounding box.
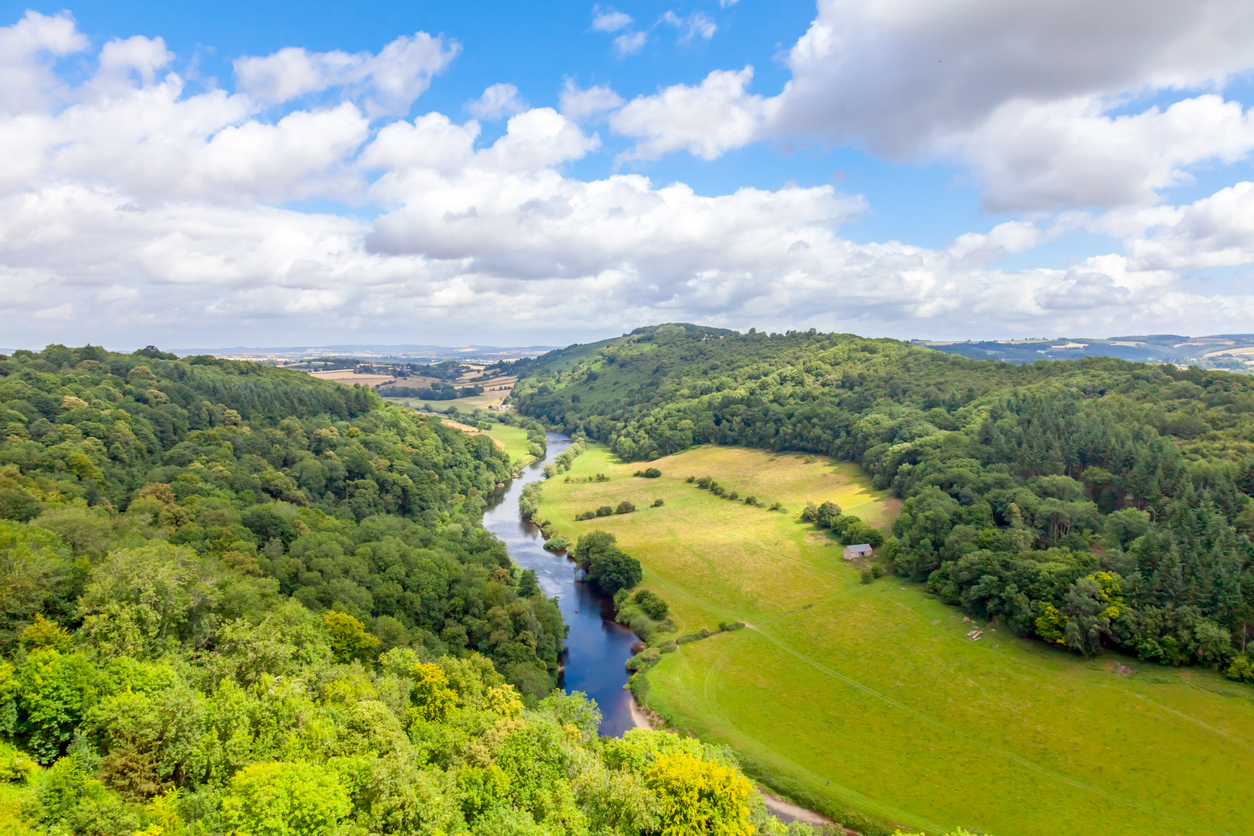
[594,473,609,482]
[743,496,757,506]
[596,506,613,517]
[626,647,661,671]
[726,491,739,501]
[859,567,874,584]
[575,511,596,521]
[871,563,883,579]
[686,476,695,483]
[629,615,654,641]
[815,501,842,528]
[696,476,711,488]
[642,468,661,478]
[633,589,669,620]
[652,498,665,507]
[544,535,571,552]
[615,501,636,514]
[769,502,784,512]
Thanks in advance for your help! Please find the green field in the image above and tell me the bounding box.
[485,423,532,468]
[539,444,1254,836]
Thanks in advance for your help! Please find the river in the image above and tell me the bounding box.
[482,433,638,736]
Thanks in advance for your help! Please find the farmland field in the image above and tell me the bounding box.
[539,444,1254,836]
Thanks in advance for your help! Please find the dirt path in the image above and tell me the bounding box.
[759,791,837,827]
[627,696,841,830]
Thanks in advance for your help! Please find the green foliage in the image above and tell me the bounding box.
[644,751,754,836]
[220,761,350,836]
[515,325,1254,669]
[573,531,642,594]
[322,612,380,664]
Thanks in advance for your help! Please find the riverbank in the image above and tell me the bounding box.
[480,433,636,736]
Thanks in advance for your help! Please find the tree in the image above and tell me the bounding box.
[322,611,380,663]
[645,751,753,836]
[220,761,350,836]
[409,663,457,722]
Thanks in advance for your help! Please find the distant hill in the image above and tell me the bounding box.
[915,334,1254,371]
[170,343,559,363]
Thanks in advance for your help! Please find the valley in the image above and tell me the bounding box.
[537,443,1254,836]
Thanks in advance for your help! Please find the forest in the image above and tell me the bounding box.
[0,344,820,836]
[512,323,1254,675]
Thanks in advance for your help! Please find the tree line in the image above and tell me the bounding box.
[512,324,1254,677]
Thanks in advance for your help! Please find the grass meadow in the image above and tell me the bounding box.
[538,445,1254,836]
[485,424,532,467]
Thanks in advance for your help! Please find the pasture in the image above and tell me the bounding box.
[538,444,1254,836]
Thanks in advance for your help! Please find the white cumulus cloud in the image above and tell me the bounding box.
[233,32,458,116]
[611,67,764,161]
[660,11,717,43]
[613,31,647,57]
[592,8,633,32]
[559,81,624,121]
[467,83,528,120]
[3,10,1254,349]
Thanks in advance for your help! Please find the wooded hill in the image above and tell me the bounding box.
[0,342,848,836]
[512,323,1254,675]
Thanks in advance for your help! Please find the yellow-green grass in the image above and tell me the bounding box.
[484,424,533,469]
[538,444,1254,836]
[385,391,508,410]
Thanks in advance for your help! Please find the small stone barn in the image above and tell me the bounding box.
[843,544,873,561]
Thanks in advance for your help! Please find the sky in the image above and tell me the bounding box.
[3,0,1254,350]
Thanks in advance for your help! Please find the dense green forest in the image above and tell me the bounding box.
[512,324,1254,675]
[0,345,818,836]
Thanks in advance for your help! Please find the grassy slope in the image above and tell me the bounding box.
[485,424,532,468]
[539,445,1254,836]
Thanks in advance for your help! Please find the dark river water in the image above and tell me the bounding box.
[482,433,638,736]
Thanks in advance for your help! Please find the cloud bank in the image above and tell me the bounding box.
[2,6,1254,350]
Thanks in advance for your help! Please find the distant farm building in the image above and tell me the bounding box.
[843,544,873,561]
[489,404,515,412]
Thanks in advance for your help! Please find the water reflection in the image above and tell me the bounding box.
[481,433,638,736]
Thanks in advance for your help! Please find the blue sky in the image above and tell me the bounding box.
[2,0,1254,349]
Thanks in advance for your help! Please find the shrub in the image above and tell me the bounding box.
[575,511,596,521]
[594,473,609,482]
[815,501,842,528]
[642,468,661,478]
[800,503,819,523]
[544,535,571,552]
[626,647,661,671]
[596,506,613,517]
[769,502,784,512]
[871,563,883,579]
[629,615,654,641]
[726,491,739,501]
[743,496,757,506]
[652,498,665,507]
[859,568,874,584]
[633,590,669,620]
[686,476,695,483]
[696,476,711,488]
[615,501,636,514]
